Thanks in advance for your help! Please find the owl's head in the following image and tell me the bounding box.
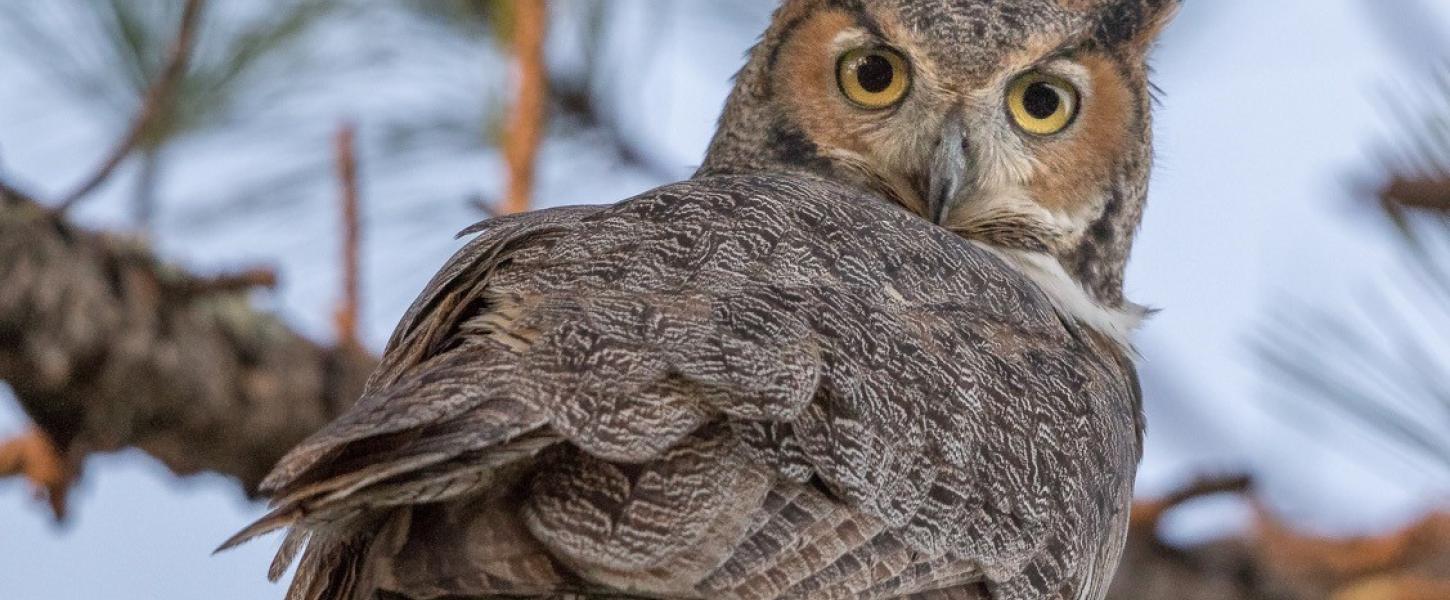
[700,0,1178,338]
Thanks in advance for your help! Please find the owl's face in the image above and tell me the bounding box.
[701,0,1178,313]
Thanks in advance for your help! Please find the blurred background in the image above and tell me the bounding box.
[1,1,1447,598]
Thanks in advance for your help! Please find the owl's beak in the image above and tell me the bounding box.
[926,111,973,225]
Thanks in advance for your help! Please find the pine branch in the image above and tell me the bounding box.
[1110,477,1450,599]
[51,0,206,215]
[1,170,376,508]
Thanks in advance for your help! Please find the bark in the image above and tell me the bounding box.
[0,185,374,497]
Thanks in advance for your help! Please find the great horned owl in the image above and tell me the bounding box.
[224,1,1178,599]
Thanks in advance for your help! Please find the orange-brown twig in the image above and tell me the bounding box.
[52,0,206,214]
[500,0,549,216]
[0,426,72,521]
[333,123,362,348]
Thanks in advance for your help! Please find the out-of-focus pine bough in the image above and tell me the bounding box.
[0,0,375,518]
[1108,476,1450,599]
[0,0,567,517]
[1235,27,1450,600]
[0,0,337,233]
[0,177,376,514]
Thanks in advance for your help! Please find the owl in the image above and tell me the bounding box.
[223,1,1177,599]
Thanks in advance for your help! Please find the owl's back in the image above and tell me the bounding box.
[235,174,1142,600]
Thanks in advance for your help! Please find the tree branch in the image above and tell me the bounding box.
[1,181,376,506]
[1131,474,1254,537]
[1109,476,1450,599]
[165,266,279,298]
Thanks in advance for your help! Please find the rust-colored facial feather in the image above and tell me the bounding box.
[1027,52,1136,220]
[773,9,870,158]
[772,7,1146,222]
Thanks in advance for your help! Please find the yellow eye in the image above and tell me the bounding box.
[837,47,911,110]
[1006,72,1080,136]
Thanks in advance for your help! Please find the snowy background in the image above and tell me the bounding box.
[2,1,1448,598]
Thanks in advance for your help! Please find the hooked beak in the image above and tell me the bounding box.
[926,111,973,225]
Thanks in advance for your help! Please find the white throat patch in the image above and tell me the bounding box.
[981,246,1147,352]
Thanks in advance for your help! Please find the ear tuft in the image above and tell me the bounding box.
[1096,0,1181,52]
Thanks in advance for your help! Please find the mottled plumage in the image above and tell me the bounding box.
[226,1,1177,599]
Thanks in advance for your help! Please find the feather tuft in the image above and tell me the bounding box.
[215,506,299,555]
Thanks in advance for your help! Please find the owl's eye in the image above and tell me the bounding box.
[837,47,911,110]
[1006,72,1080,136]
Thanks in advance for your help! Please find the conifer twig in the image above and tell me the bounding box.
[333,123,362,348]
[499,0,549,216]
[52,0,206,214]
[0,427,71,520]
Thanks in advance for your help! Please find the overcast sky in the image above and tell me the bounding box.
[2,1,1448,598]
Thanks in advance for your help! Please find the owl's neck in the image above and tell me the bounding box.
[697,40,1148,353]
[981,246,1150,353]
[699,124,1147,355]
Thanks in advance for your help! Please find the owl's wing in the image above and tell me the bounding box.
[229,174,1141,600]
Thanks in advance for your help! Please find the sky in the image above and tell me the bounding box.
[1,1,1448,598]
